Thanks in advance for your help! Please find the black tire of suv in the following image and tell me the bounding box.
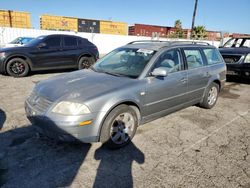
[6,58,30,77]
[78,56,95,69]
[199,82,219,109]
[100,105,138,149]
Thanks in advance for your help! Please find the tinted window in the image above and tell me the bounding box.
[44,36,61,48]
[153,49,181,73]
[78,38,86,46]
[64,36,77,47]
[184,49,204,69]
[203,48,222,65]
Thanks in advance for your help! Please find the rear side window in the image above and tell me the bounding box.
[44,36,61,48]
[203,48,222,65]
[78,38,87,46]
[64,36,77,47]
[184,49,204,69]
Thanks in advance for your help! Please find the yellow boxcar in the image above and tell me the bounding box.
[100,21,128,35]
[0,10,31,28]
[40,15,78,31]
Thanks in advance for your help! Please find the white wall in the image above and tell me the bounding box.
[0,27,221,54]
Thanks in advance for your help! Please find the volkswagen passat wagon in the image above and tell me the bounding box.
[25,41,226,148]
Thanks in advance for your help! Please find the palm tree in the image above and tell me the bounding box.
[175,20,182,29]
[192,26,207,39]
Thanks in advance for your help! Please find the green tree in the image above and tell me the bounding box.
[169,19,184,38]
[192,26,207,39]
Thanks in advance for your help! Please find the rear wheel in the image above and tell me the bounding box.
[100,105,138,149]
[6,58,30,77]
[199,82,219,109]
[78,56,95,69]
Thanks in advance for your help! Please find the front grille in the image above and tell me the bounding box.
[27,91,53,115]
[222,55,242,64]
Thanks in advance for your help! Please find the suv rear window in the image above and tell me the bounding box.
[203,48,222,65]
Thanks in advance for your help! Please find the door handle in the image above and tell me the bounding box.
[180,77,187,84]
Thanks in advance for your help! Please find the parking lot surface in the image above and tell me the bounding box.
[0,72,250,188]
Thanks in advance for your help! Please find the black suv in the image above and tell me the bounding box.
[219,36,250,78]
[0,34,99,77]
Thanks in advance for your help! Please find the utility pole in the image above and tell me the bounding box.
[191,0,199,38]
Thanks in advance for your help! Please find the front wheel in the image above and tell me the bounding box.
[100,105,138,149]
[199,82,219,109]
[6,58,30,77]
[78,56,95,69]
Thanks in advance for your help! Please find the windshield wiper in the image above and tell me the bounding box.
[102,71,124,77]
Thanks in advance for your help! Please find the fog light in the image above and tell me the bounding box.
[79,120,92,126]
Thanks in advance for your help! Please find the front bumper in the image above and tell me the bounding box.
[25,100,105,143]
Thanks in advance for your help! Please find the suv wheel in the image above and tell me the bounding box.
[6,58,30,77]
[100,105,138,149]
[78,56,95,69]
[200,82,219,109]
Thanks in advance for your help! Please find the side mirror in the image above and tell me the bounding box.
[151,67,167,77]
[38,42,47,48]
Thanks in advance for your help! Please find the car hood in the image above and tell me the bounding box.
[219,47,250,55]
[0,45,31,52]
[35,69,136,102]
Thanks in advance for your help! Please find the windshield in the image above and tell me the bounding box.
[10,37,34,44]
[93,48,156,78]
[24,36,46,47]
[223,38,250,48]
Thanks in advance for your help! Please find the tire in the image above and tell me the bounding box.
[6,58,30,77]
[199,82,219,109]
[78,56,95,69]
[100,105,138,149]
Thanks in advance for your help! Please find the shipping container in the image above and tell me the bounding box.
[206,30,221,41]
[129,24,167,37]
[100,21,128,35]
[78,19,100,33]
[0,9,31,28]
[40,14,77,31]
[167,27,190,39]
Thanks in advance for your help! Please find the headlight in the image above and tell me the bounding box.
[52,101,90,115]
[245,53,250,63]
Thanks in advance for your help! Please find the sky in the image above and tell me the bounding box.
[0,0,249,34]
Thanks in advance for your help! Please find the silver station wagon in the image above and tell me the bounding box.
[25,41,226,148]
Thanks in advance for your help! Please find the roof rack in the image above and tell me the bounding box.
[127,40,211,46]
[127,40,167,45]
[169,40,211,46]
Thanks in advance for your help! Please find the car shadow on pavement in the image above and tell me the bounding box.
[0,109,6,130]
[93,142,145,188]
[0,125,91,187]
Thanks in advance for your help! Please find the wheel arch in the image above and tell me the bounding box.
[77,52,95,63]
[97,100,141,142]
[4,54,33,71]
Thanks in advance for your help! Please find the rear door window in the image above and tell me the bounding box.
[183,49,204,69]
[64,36,77,47]
[203,48,222,65]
